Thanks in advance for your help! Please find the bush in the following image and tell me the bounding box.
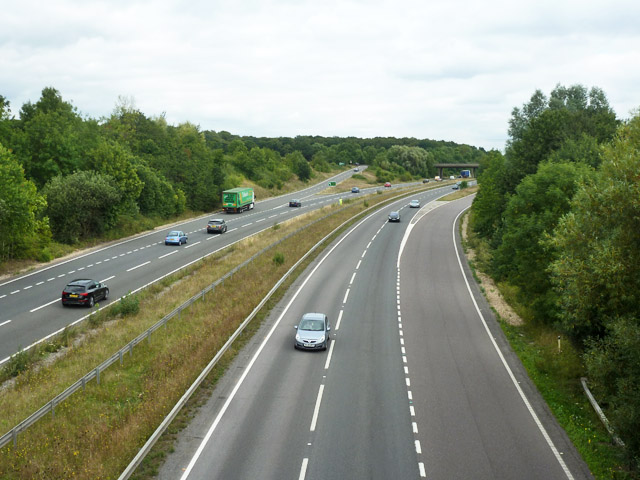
[272,252,285,266]
[2,349,29,378]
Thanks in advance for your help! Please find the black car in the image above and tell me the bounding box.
[207,219,228,233]
[62,279,109,307]
[351,187,360,193]
[289,199,302,207]
[388,211,401,222]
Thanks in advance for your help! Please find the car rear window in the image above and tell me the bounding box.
[66,285,86,293]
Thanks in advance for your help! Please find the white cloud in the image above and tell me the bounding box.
[1,0,639,150]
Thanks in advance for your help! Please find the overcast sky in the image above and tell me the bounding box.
[2,0,639,151]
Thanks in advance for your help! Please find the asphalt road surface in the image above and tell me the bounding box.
[1,167,409,363]
[156,193,593,480]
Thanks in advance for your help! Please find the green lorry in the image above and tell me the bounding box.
[222,187,255,213]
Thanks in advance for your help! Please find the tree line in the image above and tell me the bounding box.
[0,87,484,263]
[470,84,640,468]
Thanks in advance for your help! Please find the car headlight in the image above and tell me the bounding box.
[319,335,325,343]
[295,334,301,342]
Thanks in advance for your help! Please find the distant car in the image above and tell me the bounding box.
[450,175,456,180]
[409,199,420,208]
[165,230,188,245]
[388,211,401,222]
[353,167,360,172]
[351,187,360,193]
[289,199,302,207]
[422,179,429,183]
[452,184,459,190]
[62,279,109,307]
[207,219,227,233]
[294,313,331,350]
[384,182,391,187]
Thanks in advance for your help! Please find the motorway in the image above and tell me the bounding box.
[156,193,593,479]
[0,167,399,363]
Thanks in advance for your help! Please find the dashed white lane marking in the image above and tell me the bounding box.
[268,214,278,219]
[415,440,422,454]
[256,218,265,222]
[335,310,344,330]
[159,251,177,260]
[299,458,309,480]
[361,249,367,258]
[356,260,361,270]
[0,320,11,327]
[324,339,335,369]
[227,228,238,233]
[419,462,426,477]
[413,422,419,433]
[47,278,55,282]
[342,288,350,304]
[31,298,59,312]
[349,272,356,285]
[240,223,252,228]
[68,270,75,274]
[77,267,84,271]
[310,384,325,432]
[23,286,32,290]
[101,276,115,283]
[184,241,201,249]
[95,261,102,265]
[57,274,65,278]
[0,295,6,299]
[10,290,20,294]
[126,261,151,272]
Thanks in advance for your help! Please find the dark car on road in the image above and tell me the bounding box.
[388,211,401,222]
[207,219,228,233]
[62,279,109,307]
[289,199,302,207]
[351,187,360,193]
[165,230,188,245]
[295,313,331,350]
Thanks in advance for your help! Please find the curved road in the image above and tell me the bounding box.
[156,193,592,479]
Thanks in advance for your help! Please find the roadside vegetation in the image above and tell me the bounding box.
[468,84,639,478]
[0,89,483,275]
[0,184,429,479]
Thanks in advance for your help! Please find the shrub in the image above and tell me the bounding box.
[272,252,285,266]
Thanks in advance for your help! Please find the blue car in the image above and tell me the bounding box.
[165,230,188,245]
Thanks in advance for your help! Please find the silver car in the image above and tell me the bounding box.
[409,199,420,208]
[294,313,331,350]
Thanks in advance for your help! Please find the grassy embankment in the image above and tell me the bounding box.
[0,178,430,479]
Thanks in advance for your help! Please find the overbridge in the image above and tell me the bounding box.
[434,163,480,178]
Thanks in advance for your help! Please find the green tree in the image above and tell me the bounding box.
[492,161,594,321]
[0,144,47,259]
[470,151,508,240]
[44,171,122,243]
[85,138,143,213]
[15,87,92,187]
[550,112,640,342]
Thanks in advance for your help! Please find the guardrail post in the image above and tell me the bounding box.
[129,344,133,357]
[147,330,152,344]
[12,429,17,448]
[96,367,100,385]
[119,350,124,366]
[82,377,86,391]
[50,401,55,419]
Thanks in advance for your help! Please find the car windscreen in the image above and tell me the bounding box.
[168,231,180,236]
[300,320,324,331]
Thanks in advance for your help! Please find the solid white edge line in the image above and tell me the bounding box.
[310,384,325,432]
[450,205,575,480]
